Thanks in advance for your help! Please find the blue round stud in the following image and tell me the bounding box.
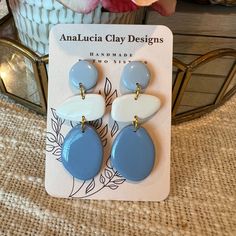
[121,61,151,91]
[111,125,155,181]
[69,61,98,91]
[61,125,103,180]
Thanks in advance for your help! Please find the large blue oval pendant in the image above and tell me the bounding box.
[111,125,155,181]
[61,125,103,181]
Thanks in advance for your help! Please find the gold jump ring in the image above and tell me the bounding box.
[134,83,141,100]
[79,83,85,100]
[132,115,139,131]
[80,116,86,132]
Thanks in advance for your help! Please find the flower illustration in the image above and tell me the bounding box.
[46,77,124,198]
[56,0,176,15]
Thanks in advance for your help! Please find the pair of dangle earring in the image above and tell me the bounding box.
[56,61,105,181]
[56,61,161,182]
[111,61,161,181]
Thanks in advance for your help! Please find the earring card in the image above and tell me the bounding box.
[46,24,173,201]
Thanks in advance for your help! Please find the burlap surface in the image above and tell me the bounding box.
[0,93,235,236]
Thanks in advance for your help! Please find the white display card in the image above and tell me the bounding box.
[45,24,173,201]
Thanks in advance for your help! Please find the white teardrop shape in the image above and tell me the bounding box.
[56,94,105,122]
[111,94,161,122]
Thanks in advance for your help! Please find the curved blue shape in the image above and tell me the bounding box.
[69,61,98,91]
[111,125,155,181]
[121,61,151,91]
[61,125,103,180]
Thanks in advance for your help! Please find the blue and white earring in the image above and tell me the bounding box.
[111,61,161,181]
[56,61,105,181]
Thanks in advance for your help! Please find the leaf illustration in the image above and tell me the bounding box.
[53,147,61,156]
[111,121,119,137]
[70,121,74,128]
[105,90,118,107]
[58,133,64,146]
[104,77,112,98]
[99,124,108,139]
[46,144,55,152]
[105,168,113,179]
[107,184,118,190]
[46,132,56,143]
[69,178,86,197]
[70,121,80,128]
[51,108,58,120]
[106,158,113,170]
[51,119,58,133]
[105,89,118,102]
[58,118,65,128]
[85,178,95,194]
[112,179,126,184]
[90,118,103,130]
[106,98,112,107]
[115,172,123,178]
[99,174,105,184]
[97,119,103,129]
[106,90,118,107]
[102,138,107,147]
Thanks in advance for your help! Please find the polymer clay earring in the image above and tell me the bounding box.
[56,61,105,181]
[111,61,161,181]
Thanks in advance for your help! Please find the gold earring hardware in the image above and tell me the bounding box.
[134,83,141,100]
[80,116,86,132]
[132,115,139,131]
[79,83,85,100]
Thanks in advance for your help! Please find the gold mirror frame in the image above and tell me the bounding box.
[0,38,48,114]
[172,49,236,124]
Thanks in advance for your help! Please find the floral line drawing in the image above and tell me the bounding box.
[111,121,119,138]
[69,179,85,197]
[46,77,126,197]
[104,77,118,107]
[69,157,126,198]
[46,108,65,161]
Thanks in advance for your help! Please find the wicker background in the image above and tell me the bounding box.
[0,93,235,235]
